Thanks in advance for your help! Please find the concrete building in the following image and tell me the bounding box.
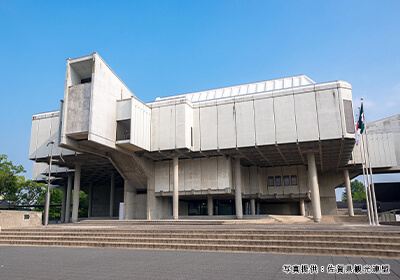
[29,53,400,223]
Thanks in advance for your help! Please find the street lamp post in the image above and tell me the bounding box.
[43,140,54,226]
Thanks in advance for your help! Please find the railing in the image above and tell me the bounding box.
[378,209,400,223]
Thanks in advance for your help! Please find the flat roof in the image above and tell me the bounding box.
[155,74,315,103]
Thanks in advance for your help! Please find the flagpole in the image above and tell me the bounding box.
[361,133,376,225]
[358,130,371,224]
[362,107,380,225]
[360,135,372,225]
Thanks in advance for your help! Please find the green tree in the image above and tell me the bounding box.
[342,179,366,201]
[17,179,46,206]
[0,154,25,206]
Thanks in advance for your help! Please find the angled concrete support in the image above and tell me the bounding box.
[60,184,66,223]
[110,172,115,217]
[250,199,256,215]
[71,164,82,223]
[173,156,179,220]
[88,182,93,218]
[234,158,243,219]
[208,195,213,216]
[343,169,354,217]
[307,152,321,222]
[65,174,73,223]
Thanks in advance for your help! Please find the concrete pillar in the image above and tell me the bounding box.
[65,174,73,223]
[343,169,354,217]
[173,156,179,220]
[109,172,115,217]
[88,182,93,218]
[234,158,243,219]
[208,195,213,216]
[147,175,156,220]
[256,202,260,215]
[60,184,66,223]
[307,152,321,222]
[250,199,256,215]
[299,199,305,216]
[123,180,135,220]
[71,164,81,223]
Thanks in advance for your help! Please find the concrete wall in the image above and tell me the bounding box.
[350,113,399,169]
[0,210,42,229]
[66,83,91,137]
[154,157,232,193]
[148,81,353,152]
[244,165,308,196]
[30,111,75,161]
[150,99,193,151]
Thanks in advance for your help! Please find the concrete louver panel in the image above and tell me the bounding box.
[217,103,236,149]
[294,91,319,142]
[273,94,297,144]
[200,105,218,151]
[235,101,255,147]
[130,98,151,151]
[316,88,342,140]
[254,98,275,146]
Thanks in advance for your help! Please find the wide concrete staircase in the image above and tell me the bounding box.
[1,228,399,258]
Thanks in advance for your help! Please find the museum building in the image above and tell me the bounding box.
[29,53,400,223]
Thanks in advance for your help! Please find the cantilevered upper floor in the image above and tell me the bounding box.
[51,53,357,171]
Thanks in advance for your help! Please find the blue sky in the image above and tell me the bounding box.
[1,1,399,200]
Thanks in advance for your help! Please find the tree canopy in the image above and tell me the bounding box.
[0,154,46,206]
[342,179,366,202]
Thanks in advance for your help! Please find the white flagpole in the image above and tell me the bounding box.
[363,116,380,225]
[361,133,376,225]
[358,113,372,225]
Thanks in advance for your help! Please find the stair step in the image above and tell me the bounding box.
[1,240,398,258]
[1,232,400,243]
[0,235,398,250]
[4,229,400,237]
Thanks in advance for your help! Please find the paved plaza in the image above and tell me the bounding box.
[0,245,399,279]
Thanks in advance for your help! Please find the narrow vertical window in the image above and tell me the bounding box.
[191,127,193,147]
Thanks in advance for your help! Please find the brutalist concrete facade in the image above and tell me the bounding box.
[29,53,400,222]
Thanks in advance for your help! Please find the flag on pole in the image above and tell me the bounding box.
[357,103,365,134]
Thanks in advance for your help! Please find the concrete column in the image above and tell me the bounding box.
[88,182,93,218]
[343,169,354,217]
[250,199,256,215]
[109,172,115,217]
[147,175,156,220]
[123,180,135,220]
[307,152,321,222]
[173,156,179,220]
[71,164,81,223]
[208,195,213,216]
[65,174,73,223]
[60,184,66,223]
[256,202,260,215]
[234,158,243,219]
[299,199,305,216]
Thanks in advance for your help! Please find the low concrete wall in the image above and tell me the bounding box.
[0,210,42,229]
